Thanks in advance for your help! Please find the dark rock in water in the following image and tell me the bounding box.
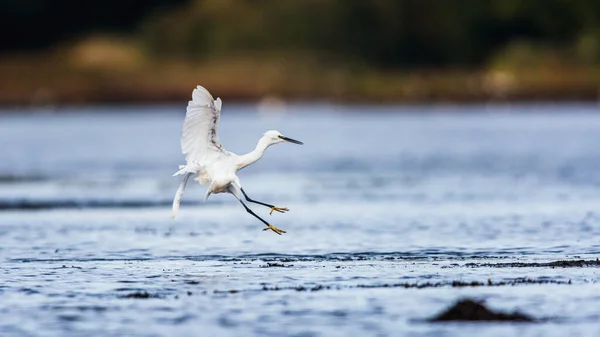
[428,299,535,322]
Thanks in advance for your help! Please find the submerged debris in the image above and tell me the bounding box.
[355,278,569,289]
[290,285,325,292]
[260,262,294,268]
[428,299,535,322]
[118,277,572,298]
[464,259,600,268]
[118,291,161,299]
[249,277,570,294]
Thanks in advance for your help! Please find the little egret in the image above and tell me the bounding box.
[171,85,303,234]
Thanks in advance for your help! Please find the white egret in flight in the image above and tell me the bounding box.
[171,85,303,234]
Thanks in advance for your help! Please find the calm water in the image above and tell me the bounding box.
[2,104,600,336]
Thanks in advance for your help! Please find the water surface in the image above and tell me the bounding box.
[2,104,600,336]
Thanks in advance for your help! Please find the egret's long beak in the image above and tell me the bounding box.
[279,135,304,145]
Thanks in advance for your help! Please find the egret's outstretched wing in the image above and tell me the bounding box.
[181,85,226,165]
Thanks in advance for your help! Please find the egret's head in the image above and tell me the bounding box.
[263,130,303,145]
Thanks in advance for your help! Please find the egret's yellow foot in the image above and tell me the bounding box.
[269,206,289,215]
[263,224,287,235]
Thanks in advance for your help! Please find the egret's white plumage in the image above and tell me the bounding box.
[172,85,303,234]
[181,86,226,164]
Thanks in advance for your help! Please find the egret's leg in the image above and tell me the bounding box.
[240,188,289,215]
[228,186,286,234]
[238,200,286,235]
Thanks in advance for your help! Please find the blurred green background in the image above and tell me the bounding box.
[2,0,600,104]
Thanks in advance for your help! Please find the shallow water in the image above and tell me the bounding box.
[2,104,600,336]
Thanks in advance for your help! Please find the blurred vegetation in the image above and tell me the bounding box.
[137,0,600,67]
[2,0,600,104]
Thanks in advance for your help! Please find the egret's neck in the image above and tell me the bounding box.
[237,137,272,170]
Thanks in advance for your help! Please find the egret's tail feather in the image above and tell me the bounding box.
[172,165,188,177]
[172,172,193,219]
[173,164,210,185]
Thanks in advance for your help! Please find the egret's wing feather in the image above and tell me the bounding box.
[172,172,193,219]
[181,86,226,164]
[214,97,222,112]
